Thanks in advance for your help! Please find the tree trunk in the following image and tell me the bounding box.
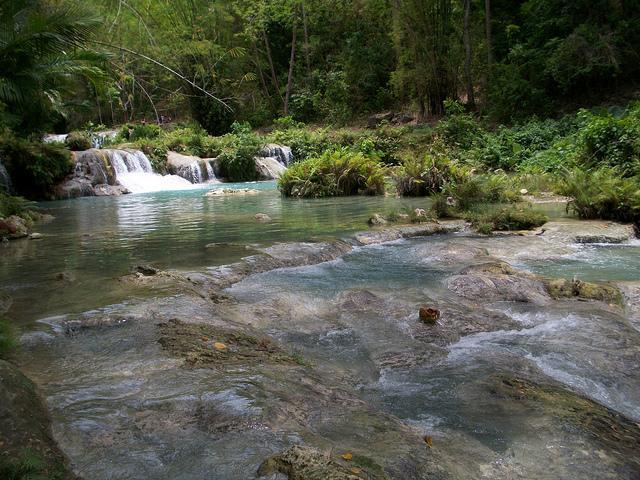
[284,21,297,116]
[463,0,475,108]
[485,0,492,76]
[302,3,311,76]
[263,30,283,103]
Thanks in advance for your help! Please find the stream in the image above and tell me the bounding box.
[2,182,640,479]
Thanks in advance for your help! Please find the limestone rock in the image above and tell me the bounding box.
[368,213,387,226]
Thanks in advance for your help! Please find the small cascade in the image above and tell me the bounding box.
[0,156,12,193]
[262,144,294,166]
[104,150,193,194]
[167,152,219,184]
[205,160,217,182]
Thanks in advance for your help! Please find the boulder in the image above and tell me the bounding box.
[133,264,159,276]
[368,213,387,226]
[255,156,286,180]
[541,220,636,244]
[367,112,395,128]
[419,306,440,324]
[0,215,28,238]
[255,213,272,222]
[544,278,622,305]
[0,360,76,479]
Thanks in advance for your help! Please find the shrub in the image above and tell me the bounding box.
[278,148,386,198]
[216,122,262,182]
[118,123,162,142]
[467,205,548,232]
[64,131,92,151]
[436,100,485,150]
[445,173,520,210]
[0,135,72,199]
[268,127,330,161]
[0,192,37,219]
[559,167,640,225]
[577,108,640,176]
[393,154,463,196]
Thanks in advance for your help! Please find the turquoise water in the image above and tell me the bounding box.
[0,182,430,324]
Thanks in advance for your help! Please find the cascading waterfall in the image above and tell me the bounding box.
[105,150,193,194]
[173,159,219,184]
[0,156,12,193]
[262,144,294,166]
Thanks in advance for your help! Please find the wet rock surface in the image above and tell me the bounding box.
[12,225,640,480]
[0,360,76,479]
[355,221,467,245]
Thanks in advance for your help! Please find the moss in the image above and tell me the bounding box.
[64,131,91,151]
[0,450,68,480]
[544,278,623,305]
[157,319,300,368]
[0,317,15,359]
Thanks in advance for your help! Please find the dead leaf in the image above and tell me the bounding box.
[214,342,227,350]
[350,467,362,474]
[341,452,353,461]
[423,435,433,448]
[201,336,209,342]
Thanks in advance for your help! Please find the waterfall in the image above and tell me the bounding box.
[43,130,118,149]
[104,150,193,194]
[262,144,294,166]
[0,156,12,193]
[167,152,219,184]
[256,157,287,179]
[205,161,216,182]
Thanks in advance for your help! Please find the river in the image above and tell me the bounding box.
[2,182,639,479]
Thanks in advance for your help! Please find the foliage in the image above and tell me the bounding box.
[393,154,462,196]
[0,134,72,198]
[481,206,548,231]
[216,122,263,182]
[0,449,66,480]
[278,149,386,198]
[118,123,162,142]
[64,131,92,151]
[444,174,521,210]
[0,0,103,134]
[0,192,37,220]
[559,167,640,225]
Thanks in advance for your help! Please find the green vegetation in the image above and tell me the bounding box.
[279,149,386,198]
[470,206,549,232]
[0,192,37,220]
[0,134,72,199]
[560,168,640,225]
[0,450,66,480]
[64,131,92,151]
[0,317,15,359]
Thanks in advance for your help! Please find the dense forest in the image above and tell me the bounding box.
[2,0,640,134]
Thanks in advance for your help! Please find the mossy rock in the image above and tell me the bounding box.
[488,375,640,464]
[543,278,622,305]
[257,445,387,480]
[157,319,301,368]
[0,360,76,479]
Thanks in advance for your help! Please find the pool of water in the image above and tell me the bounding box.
[0,182,430,324]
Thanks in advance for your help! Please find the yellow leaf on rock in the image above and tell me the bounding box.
[424,435,433,448]
[341,452,353,461]
[214,342,227,350]
[350,467,362,474]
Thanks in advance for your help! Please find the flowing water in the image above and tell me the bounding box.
[3,183,640,479]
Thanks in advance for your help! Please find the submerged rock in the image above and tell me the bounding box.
[0,360,76,479]
[447,262,550,304]
[205,188,260,197]
[157,319,299,368]
[133,264,159,276]
[355,221,467,245]
[0,215,28,239]
[255,213,272,222]
[257,445,382,480]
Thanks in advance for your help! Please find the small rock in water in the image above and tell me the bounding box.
[419,306,440,324]
[520,188,529,195]
[368,213,387,226]
[55,272,75,282]
[133,264,159,276]
[414,208,428,220]
[29,233,43,240]
[255,213,272,222]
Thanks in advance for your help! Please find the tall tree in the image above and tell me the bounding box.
[462,0,475,107]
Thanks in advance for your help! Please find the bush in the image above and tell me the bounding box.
[0,192,37,219]
[393,154,462,196]
[216,122,262,182]
[278,148,386,198]
[467,205,548,232]
[436,100,485,150]
[0,135,72,199]
[445,173,520,210]
[559,167,640,225]
[268,127,330,161]
[64,131,92,151]
[118,123,162,142]
[577,107,640,176]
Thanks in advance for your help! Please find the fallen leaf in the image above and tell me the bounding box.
[424,435,433,448]
[201,336,209,342]
[214,342,227,350]
[341,452,353,461]
[350,467,362,474]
